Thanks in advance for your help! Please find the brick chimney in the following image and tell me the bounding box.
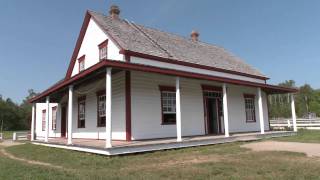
[109,5,120,19]
[191,30,199,42]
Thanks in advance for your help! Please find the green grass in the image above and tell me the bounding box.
[276,129,320,143]
[2,131,14,140]
[1,130,320,179]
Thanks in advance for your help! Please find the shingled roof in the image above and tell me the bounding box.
[88,10,267,79]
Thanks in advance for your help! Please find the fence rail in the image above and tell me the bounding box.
[270,118,320,130]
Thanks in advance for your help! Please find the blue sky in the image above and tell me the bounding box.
[0,0,319,103]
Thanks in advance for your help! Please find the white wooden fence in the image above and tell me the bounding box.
[270,118,320,130]
[12,131,29,141]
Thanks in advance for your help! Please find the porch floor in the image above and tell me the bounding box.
[32,131,296,156]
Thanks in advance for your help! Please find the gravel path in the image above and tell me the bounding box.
[241,141,320,157]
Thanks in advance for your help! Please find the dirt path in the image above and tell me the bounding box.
[241,141,320,157]
[0,140,64,169]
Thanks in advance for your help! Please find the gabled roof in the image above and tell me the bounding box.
[87,10,267,79]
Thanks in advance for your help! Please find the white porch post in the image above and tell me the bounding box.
[67,85,73,145]
[257,87,265,134]
[291,94,297,132]
[45,96,50,142]
[106,68,112,148]
[222,83,229,137]
[31,103,35,141]
[176,77,182,142]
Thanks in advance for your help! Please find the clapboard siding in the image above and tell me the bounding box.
[71,71,126,140]
[131,71,269,140]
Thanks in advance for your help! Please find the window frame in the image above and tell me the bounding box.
[78,55,85,72]
[42,109,46,131]
[78,96,86,128]
[244,94,256,123]
[159,85,176,125]
[52,106,57,130]
[98,39,108,61]
[96,90,106,127]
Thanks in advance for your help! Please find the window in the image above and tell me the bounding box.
[97,90,106,127]
[244,94,256,122]
[52,106,57,130]
[98,40,108,61]
[78,55,85,72]
[42,110,46,131]
[159,86,176,125]
[78,96,86,128]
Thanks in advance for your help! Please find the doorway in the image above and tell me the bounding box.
[203,90,224,135]
[61,106,67,138]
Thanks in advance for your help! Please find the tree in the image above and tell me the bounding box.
[269,81,320,118]
[0,89,38,131]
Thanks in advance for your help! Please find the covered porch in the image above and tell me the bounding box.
[29,59,298,154]
[32,131,296,156]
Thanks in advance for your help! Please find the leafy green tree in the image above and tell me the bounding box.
[0,89,38,131]
[269,80,320,118]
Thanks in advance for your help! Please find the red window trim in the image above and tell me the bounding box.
[159,85,176,125]
[78,96,86,128]
[98,39,108,61]
[42,109,46,131]
[98,39,108,48]
[159,85,175,92]
[51,106,57,130]
[201,84,222,92]
[243,94,256,123]
[78,55,85,73]
[244,94,256,98]
[96,90,106,127]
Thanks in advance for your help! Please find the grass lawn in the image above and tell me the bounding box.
[276,129,320,143]
[1,130,320,179]
[2,131,14,140]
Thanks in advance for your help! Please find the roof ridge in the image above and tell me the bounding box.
[126,20,173,58]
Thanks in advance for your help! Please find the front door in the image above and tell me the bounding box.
[203,90,223,135]
[61,106,67,138]
[206,98,223,134]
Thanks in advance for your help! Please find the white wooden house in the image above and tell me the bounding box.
[29,5,298,155]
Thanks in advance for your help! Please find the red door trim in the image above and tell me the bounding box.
[125,71,132,141]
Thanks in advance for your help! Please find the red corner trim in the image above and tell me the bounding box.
[125,71,132,141]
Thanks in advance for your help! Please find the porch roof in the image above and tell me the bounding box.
[29,59,298,103]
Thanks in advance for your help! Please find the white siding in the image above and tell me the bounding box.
[131,56,266,84]
[131,71,269,140]
[35,72,126,140]
[71,18,124,77]
[35,103,60,139]
[71,71,126,140]
[35,71,269,141]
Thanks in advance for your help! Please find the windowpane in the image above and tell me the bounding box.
[79,60,85,72]
[98,94,106,126]
[42,110,46,131]
[52,107,57,130]
[78,100,85,128]
[161,91,176,124]
[244,97,256,122]
[99,47,107,61]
